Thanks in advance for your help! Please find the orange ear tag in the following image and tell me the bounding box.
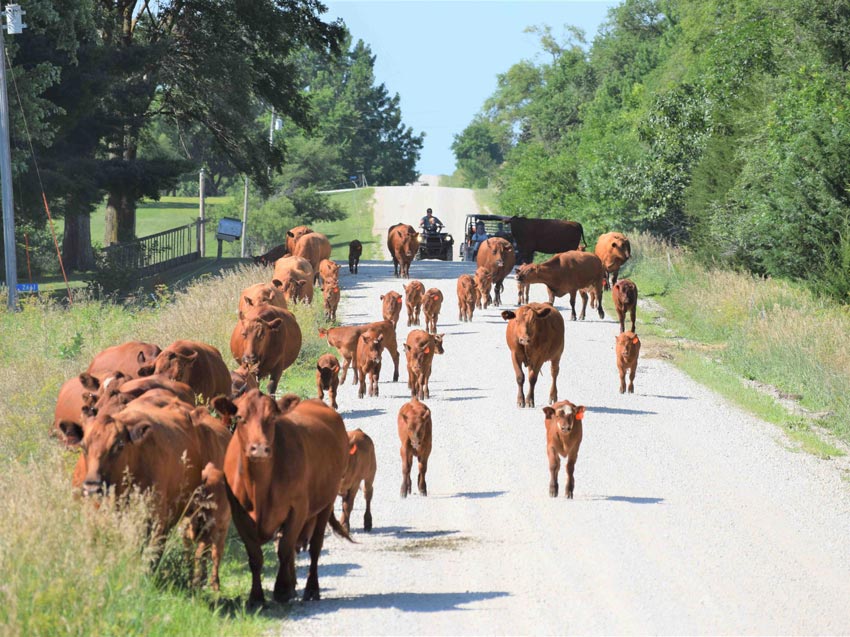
[424,347,430,354]
[575,413,584,421]
[349,444,357,455]
[334,288,339,293]
[632,337,639,344]
[432,295,439,300]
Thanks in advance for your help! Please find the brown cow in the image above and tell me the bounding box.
[616,331,641,394]
[53,376,87,440]
[595,232,631,286]
[286,225,313,254]
[318,258,341,287]
[319,321,400,384]
[612,279,638,333]
[516,268,529,305]
[356,328,385,398]
[404,330,445,400]
[253,244,287,266]
[403,280,425,326]
[272,255,314,304]
[474,268,493,309]
[238,282,287,315]
[380,290,403,328]
[141,340,231,403]
[338,429,376,533]
[322,279,340,322]
[78,372,195,422]
[502,303,565,408]
[476,237,516,306]
[456,274,477,322]
[230,363,259,399]
[61,396,231,584]
[387,223,419,278]
[184,461,231,590]
[348,239,363,274]
[542,400,586,498]
[214,391,349,604]
[316,353,340,410]
[230,306,302,396]
[509,216,585,263]
[294,233,332,285]
[87,341,161,379]
[515,251,606,321]
[397,398,432,497]
[422,288,443,334]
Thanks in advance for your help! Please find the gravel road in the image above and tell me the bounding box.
[276,182,850,635]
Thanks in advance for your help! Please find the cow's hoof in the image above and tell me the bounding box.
[302,587,321,602]
[566,491,574,499]
[549,486,557,498]
[364,512,373,531]
[570,315,577,321]
[272,588,295,604]
[628,386,634,394]
[400,487,408,498]
[619,388,625,394]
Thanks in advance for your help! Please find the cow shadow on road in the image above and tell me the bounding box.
[449,490,506,499]
[341,408,386,419]
[588,405,658,416]
[369,526,459,540]
[291,590,511,615]
[590,495,665,505]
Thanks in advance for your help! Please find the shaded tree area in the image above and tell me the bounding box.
[453,0,850,300]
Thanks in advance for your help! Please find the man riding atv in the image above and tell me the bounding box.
[419,208,443,234]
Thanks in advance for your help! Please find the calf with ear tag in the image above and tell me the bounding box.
[542,400,586,498]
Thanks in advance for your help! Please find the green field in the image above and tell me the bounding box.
[313,188,380,259]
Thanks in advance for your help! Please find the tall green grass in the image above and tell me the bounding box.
[316,188,381,259]
[0,264,338,636]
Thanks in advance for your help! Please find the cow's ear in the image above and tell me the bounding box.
[318,328,328,338]
[180,351,199,364]
[136,350,147,364]
[59,421,84,447]
[212,396,237,417]
[501,310,516,321]
[535,307,552,318]
[286,231,294,238]
[79,373,100,392]
[271,278,284,289]
[611,242,618,249]
[265,318,283,331]
[380,294,385,300]
[81,405,97,419]
[632,336,639,344]
[317,363,323,372]
[137,364,154,377]
[404,343,412,352]
[434,334,444,344]
[128,423,152,444]
[243,296,254,307]
[238,310,245,321]
[277,393,301,413]
[542,407,556,419]
[574,406,586,421]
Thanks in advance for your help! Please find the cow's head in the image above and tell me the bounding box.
[230,362,259,398]
[78,373,133,424]
[615,332,640,358]
[359,330,385,366]
[152,348,198,384]
[542,402,585,435]
[238,310,282,367]
[403,282,423,300]
[403,333,443,373]
[502,304,553,346]
[395,226,419,259]
[272,277,308,304]
[514,263,537,284]
[214,389,277,461]
[400,400,431,451]
[381,292,402,311]
[317,357,340,386]
[486,239,513,268]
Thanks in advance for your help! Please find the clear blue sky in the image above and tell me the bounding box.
[323,1,620,176]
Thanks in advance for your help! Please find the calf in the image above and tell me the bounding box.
[542,400,586,498]
[322,279,340,322]
[456,274,477,322]
[515,251,606,321]
[230,306,302,396]
[616,331,641,394]
[404,330,445,400]
[318,258,341,286]
[316,353,340,409]
[238,282,287,315]
[516,268,529,305]
[502,303,565,408]
[422,288,443,334]
[285,225,313,254]
[338,429,376,533]
[318,321,400,384]
[349,239,363,274]
[397,398,433,497]
[403,280,425,326]
[612,279,638,333]
[53,376,87,441]
[230,363,259,399]
[140,340,231,403]
[356,328,385,398]
[214,391,349,605]
[474,268,493,309]
[253,244,287,267]
[380,291,403,328]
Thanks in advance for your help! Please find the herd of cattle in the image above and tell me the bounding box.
[50,217,638,607]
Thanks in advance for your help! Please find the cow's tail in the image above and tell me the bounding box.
[328,511,356,543]
[579,224,588,251]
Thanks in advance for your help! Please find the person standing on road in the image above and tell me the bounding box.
[420,208,443,234]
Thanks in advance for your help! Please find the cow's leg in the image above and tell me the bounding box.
[526,366,539,408]
[549,357,560,405]
[618,308,625,333]
[329,381,338,410]
[340,489,355,534]
[548,287,555,305]
[400,444,413,497]
[303,505,332,601]
[358,369,366,399]
[407,304,413,327]
[628,361,637,394]
[494,280,502,306]
[548,448,560,497]
[210,528,225,591]
[274,511,300,602]
[393,257,399,277]
[579,291,588,320]
[565,454,577,499]
[363,478,374,531]
[228,495,266,606]
[417,454,428,496]
[596,283,605,319]
[512,354,526,408]
[569,292,577,321]
[423,370,431,399]
[317,377,324,401]
[611,269,619,285]
[267,370,282,397]
[618,364,626,394]
[629,306,636,333]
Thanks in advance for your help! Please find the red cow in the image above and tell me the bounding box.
[612,279,638,333]
[338,429,376,533]
[542,400,586,498]
[422,288,443,334]
[214,391,350,605]
[238,282,287,315]
[380,291,403,328]
[87,341,161,379]
[318,258,341,287]
[230,306,302,396]
[456,274,477,322]
[502,303,565,408]
[515,251,606,321]
[387,223,419,278]
[322,279,340,322]
[141,340,231,403]
[230,363,259,399]
[595,232,631,286]
[474,268,493,309]
[356,328,385,398]
[316,353,340,410]
[403,280,425,326]
[293,233,332,285]
[272,255,314,304]
[404,330,445,400]
[285,225,313,254]
[397,398,432,497]
[615,331,641,394]
[319,321,400,384]
[475,237,515,306]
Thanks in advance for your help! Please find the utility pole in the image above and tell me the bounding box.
[240,176,248,258]
[1,4,25,311]
[198,168,206,256]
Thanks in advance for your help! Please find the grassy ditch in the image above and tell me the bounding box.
[626,233,848,457]
[316,188,380,259]
[0,264,341,636]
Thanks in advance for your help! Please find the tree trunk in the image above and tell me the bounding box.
[62,214,95,271]
[104,190,136,245]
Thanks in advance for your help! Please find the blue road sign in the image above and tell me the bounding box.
[16,283,38,292]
